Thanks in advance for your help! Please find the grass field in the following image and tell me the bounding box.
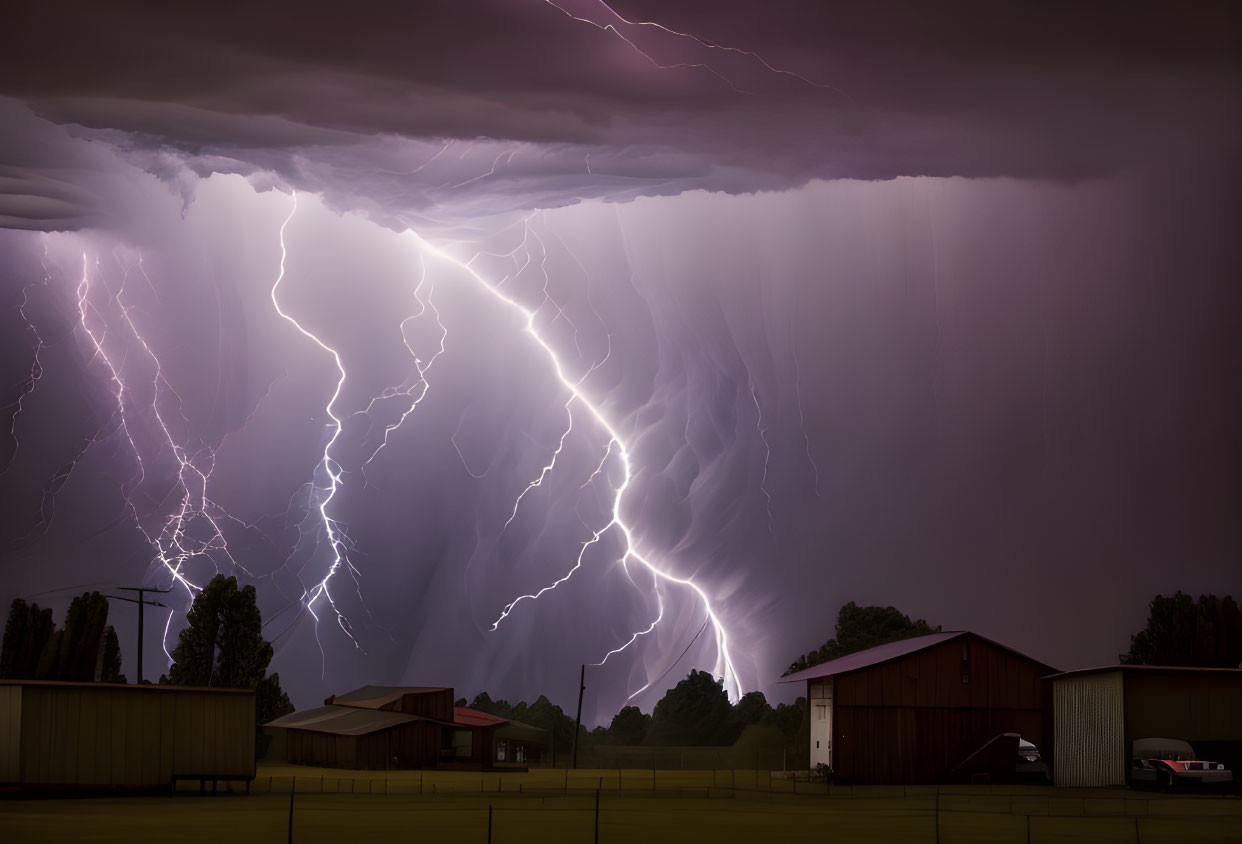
[2,765,1239,843]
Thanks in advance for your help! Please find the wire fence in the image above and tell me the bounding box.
[159,772,1242,844]
[212,778,1242,844]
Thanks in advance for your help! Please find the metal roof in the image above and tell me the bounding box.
[331,685,448,710]
[265,704,428,735]
[453,707,508,728]
[0,678,253,694]
[1045,664,1242,681]
[779,632,965,683]
[779,630,1058,684]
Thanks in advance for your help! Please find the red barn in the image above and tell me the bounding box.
[781,631,1057,784]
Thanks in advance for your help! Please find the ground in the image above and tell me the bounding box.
[2,765,1240,843]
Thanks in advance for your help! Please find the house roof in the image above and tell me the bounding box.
[779,631,1057,684]
[496,719,547,741]
[265,704,432,735]
[1045,664,1242,681]
[453,706,508,728]
[332,685,448,710]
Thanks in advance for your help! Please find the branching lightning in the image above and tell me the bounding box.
[408,220,744,702]
[749,378,776,535]
[542,0,852,101]
[269,193,363,663]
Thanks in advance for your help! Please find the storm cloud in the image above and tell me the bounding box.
[1,2,1239,717]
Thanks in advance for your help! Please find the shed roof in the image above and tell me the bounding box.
[265,704,432,735]
[0,678,253,694]
[332,685,448,710]
[1045,665,1242,681]
[779,631,1056,684]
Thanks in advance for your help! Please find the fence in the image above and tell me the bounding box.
[173,773,1242,844]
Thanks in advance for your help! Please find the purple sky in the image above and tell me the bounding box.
[1,1,1239,722]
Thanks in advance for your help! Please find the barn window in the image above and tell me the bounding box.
[496,739,508,762]
[515,743,527,763]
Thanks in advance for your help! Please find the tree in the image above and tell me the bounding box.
[733,691,772,731]
[1,594,122,682]
[608,705,651,746]
[646,669,734,746]
[470,691,583,755]
[164,575,293,754]
[0,599,54,679]
[784,601,940,675]
[54,592,110,681]
[1122,592,1242,668]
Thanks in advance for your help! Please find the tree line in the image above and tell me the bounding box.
[1,576,293,755]
[4,582,1235,762]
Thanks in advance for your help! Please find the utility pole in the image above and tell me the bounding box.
[571,664,585,769]
[109,587,171,683]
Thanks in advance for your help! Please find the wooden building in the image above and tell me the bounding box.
[267,685,545,770]
[1048,665,1242,787]
[0,679,255,792]
[781,631,1057,784]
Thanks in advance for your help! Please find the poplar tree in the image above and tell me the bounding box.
[165,575,293,754]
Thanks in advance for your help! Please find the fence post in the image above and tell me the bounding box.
[935,786,940,844]
[287,780,295,844]
[1026,814,1031,844]
[594,787,600,844]
[488,803,493,844]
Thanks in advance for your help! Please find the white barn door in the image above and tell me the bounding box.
[809,677,832,769]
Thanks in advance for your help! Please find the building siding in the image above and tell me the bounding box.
[1052,670,1124,787]
[0,685,21,781]
[3,683,255,788]
[828,635,1052,784]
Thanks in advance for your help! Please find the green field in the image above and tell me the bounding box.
[2,765,1239,843]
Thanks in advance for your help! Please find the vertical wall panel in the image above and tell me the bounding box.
[4,683,254,788]
[1053,671,1124,787]
[0,685,21,782]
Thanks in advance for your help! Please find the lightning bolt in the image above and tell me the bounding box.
[1,241,52,473]
[269,192,364,666]
[790,321,822,497]
[410,227,743,702]
[356,251,448,477]
[542,0,852,101]
[749,378,776,535]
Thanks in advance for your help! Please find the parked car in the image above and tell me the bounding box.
[1016,738,1048,783]
[1130,738,1233,792]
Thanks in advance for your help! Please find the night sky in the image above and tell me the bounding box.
[1,1,1239,723]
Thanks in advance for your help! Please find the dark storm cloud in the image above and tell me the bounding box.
[1,1,1239,715]
[2,0,1239,231]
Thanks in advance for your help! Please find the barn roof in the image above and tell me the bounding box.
[778,631,1057,684]
[332,685,449,709]
[265,704,436,735]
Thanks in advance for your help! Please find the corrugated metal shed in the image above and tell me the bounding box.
[1052,669,1124,786]
[0,680,255,790]
[1049,665,1242,787]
